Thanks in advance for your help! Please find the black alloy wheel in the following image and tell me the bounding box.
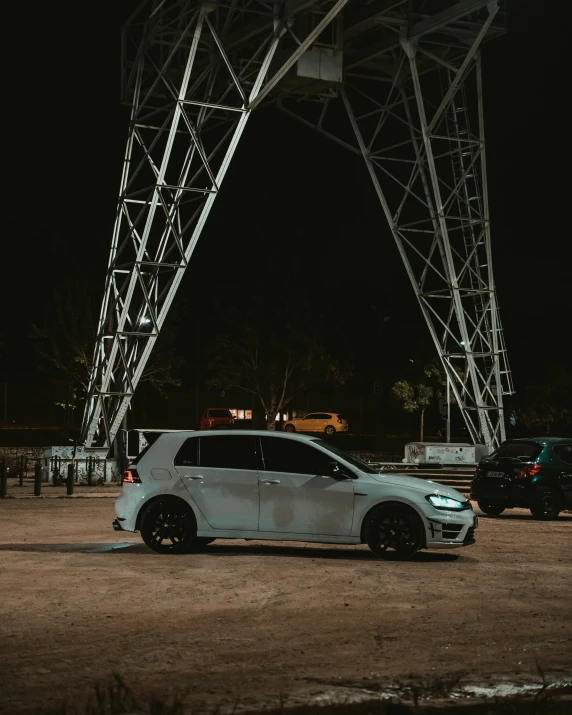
[477,501,505,516]
[284,424,296,433]
[530,487,561,520]
[364,504,424,560]
[324,425,336,435]
[140,498,196,554]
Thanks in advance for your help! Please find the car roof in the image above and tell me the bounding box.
[163,430,321,442]
[510,437,571,445]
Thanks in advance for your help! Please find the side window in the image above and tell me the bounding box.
[261,437,334,475]
[317,413,332,420]
[199,436,255,470]
[553,444,572,465]
[174,438,199,467]
[304,413,318,420]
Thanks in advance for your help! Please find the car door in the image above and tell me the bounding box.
[258,436,355,536]
[174,434,259,530]
[553,444,572,505]
[299,413,318,432]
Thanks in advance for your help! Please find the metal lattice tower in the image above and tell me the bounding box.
[81,0,514,452]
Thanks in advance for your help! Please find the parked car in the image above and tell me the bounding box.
[470,437,572,519]
[114,430,477,559]
[200,408,235,430]
[283,412,348,435]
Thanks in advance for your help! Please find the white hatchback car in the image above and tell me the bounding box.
[114,431,477,559]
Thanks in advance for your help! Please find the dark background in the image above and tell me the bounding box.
[0,0,568,437]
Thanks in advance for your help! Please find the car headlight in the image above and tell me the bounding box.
[425,494,468,511]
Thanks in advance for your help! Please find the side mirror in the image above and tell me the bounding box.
[328,461,349,479]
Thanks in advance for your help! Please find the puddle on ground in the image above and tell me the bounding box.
[215,677,572,713]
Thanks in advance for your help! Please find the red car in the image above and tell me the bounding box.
[200,408,235,430]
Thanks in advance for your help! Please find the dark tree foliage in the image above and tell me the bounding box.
[206,293,352,429]
[30,282,185,417]
[518,362,572,436]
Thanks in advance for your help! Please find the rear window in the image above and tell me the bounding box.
[199,435,255,470]
[208,409,232,418]
[175,438,199,467]
[486,441,543,462]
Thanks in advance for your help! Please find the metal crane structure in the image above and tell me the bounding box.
[81,0,514,453]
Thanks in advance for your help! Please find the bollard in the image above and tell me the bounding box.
[19,456,24,487]
[67,463,74,496]
[0,460,7,499]
[34,462,42,496]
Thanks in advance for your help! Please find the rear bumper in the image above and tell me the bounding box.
[470,478,528,506]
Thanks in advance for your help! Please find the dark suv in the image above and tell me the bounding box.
[470,438,572,519]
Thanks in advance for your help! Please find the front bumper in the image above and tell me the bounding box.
[425,513,478,549]
[112,518,124,531]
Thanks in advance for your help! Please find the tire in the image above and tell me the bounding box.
[140,498,197,554]
[529,487,561,520]
[284,424,295,433]
[477,501,505,516]
[364,504,424,560]
[324,425,336,435]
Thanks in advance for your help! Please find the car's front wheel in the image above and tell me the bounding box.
[364,504,424,560]
[530,487,561,520]
[477,501,505,516]
[140,498,197,554]
[324,425,336,435]
[284,424,295,432]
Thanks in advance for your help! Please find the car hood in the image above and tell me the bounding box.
[367,473,467,501]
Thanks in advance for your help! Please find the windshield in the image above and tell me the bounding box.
[209,409,232,418]
[311,439,378,474]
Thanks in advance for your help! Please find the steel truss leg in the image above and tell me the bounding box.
[81,4,286,449]
[278,3,513,448]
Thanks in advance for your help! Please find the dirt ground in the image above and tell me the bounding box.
[0,498,571,714]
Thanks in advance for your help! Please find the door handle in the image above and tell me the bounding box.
[262,479,280,485]
[185,475,203,480]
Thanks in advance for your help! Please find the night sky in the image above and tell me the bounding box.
[0,0,568,428]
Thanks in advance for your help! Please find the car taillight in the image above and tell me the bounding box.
[122,469,141,484]
[514,464,541,480]
[337,418,342,424]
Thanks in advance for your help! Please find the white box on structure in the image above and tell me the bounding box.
[43,446,119,483]
[404,442,476,465]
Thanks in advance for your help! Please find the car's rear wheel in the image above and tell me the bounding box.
[284,424,295,432]
[140,498,197,554]
[364,504,424,560]
[477,501,505,516]
[324,425,336,435]
[530,487,561,520]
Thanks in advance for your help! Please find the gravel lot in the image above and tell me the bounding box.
[0,498,571,713]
